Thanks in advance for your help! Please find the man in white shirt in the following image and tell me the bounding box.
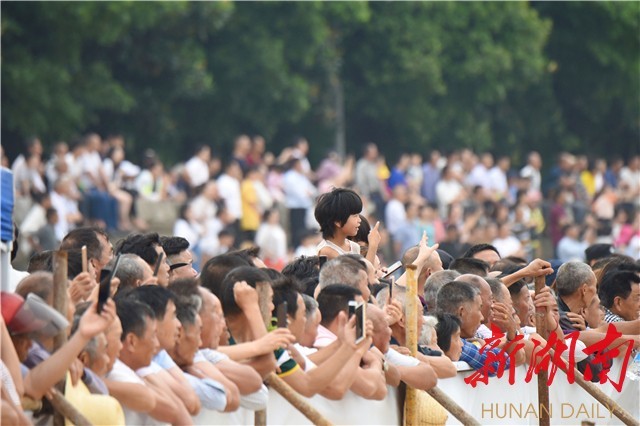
[50,177,83,241]
[106,299,165,425]
[217,160,243,236]
[385,184,408,237]
[465,152,493,190]
[283,158,317,248]
[520,151,542,195]
[184,145,211,191]
[488,156,510,202]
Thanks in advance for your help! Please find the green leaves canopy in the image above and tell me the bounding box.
[2,1,638,164]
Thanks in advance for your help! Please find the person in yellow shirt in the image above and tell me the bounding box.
[240,166,262,244]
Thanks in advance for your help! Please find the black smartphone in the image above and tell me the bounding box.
[355,302,366,344]
[98,254,121,313]
[318,255,328,270]
[153,252,164,277]
[277,302,288,328]
[382,261,403,279]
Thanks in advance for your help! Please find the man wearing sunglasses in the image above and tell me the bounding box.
[161,236,198,283]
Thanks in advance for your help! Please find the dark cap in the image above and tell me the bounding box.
[585,244,614,264]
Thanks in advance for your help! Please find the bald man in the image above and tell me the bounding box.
[400,245,444,309]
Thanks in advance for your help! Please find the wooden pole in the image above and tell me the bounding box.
[553,354,638,426]
[534,275,550,426]
[265,373,333,426]
[405,264,483,426]
[404,264,418,426]
[426,388,481,426]
[47,388,92,426]
[52,250,69,426]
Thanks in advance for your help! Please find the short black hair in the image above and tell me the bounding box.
[117,298,154,340]
[314,188,363,239]
[272,276,300,318]
[200,253,251,298]
[598,270,640,309]
[462,244,500,260]
[435,312,461,352]
[28,250,54,273]
[317,284,361,326]
[116,232,162,266]
[507,279,528,299]
[61,227,108,261]
[160,236,190,257]
[282,256,320,284]
[229,247,261,264]
[220,266,271,317]
[125,285,175,320]
[449,257,490,276]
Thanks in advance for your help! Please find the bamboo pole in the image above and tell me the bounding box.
[265,373,333,426]
[426,388,481,426]
[534,275,550,426]
[47,388,92,426]
[404,264,418,426]
[405,264,482,426]
[553,353,638,426]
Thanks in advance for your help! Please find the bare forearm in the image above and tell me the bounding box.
[396,364,437,390]
[216,360,262,395]
[416,353,456,378]
[350,367,387,400]
[145,379,193,425]
[104,379,156,412]
[217,341,272,360]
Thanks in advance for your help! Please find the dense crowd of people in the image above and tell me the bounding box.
[1,133,639,424]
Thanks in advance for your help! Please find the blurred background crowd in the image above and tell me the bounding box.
[6,132,640,272]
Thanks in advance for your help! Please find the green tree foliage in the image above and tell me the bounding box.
[534,2,640,158]
[1,2,638,165]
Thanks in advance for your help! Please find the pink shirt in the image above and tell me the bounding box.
[314,325,337,348]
